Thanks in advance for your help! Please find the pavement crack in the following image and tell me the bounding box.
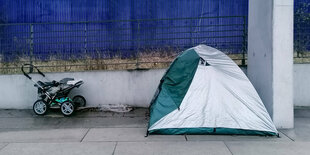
[112,142,118,155]
[184,135,188,141]
[0,143,9,151]
[80,128,91,142]
[223,141,234,155]
[280,131,295,141]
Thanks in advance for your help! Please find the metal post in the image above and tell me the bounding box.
[242,16,247,66]
[29,24,34,72]
[84,23,87,53]
[136,22,140,69]
[297,30,301,58]
[190,20,193,46]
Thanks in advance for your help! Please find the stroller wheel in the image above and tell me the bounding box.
[33,100,48,115]
[72,95,86,107]
[60,101,75,116]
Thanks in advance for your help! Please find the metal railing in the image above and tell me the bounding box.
[294,2,310,62]
[295,25,310,58]
[0,16,247,73]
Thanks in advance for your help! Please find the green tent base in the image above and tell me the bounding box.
[149,127,277,136]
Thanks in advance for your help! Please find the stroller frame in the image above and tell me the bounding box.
[22,64,86,116]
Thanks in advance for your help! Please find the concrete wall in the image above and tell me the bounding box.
[0,69,165,109]
[248,0,274,116]
[248,0,294,128]
[294,64,310,107]
[0,64,309,109]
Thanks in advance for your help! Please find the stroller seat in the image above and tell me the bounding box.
[35,81,56,89]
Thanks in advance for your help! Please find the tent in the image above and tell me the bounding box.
[147,45,278,136]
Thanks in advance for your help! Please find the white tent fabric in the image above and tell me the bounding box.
[149,45,277,134]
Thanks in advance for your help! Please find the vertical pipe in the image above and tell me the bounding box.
[84,23,87,53]
[29,24,34,72]
[190,19,193,46]
[242,16,246,66]
[136,22,140,69]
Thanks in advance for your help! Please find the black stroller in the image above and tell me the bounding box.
[22,64,86,116]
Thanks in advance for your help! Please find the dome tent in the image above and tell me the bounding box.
[147,45,278,136]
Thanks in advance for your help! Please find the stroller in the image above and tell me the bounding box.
[22,64,86,116]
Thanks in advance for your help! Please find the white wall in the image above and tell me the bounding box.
[272,0,294,128]
[294,64,310,107]
[0,69,165,109]
[248,0,274,116]
[0,64,309,109]
[248,0,294,128]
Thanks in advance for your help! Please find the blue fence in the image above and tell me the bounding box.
[0,0,309,71]
[0,0,248,23]
[0,16,247,62]
[294,0,310,57]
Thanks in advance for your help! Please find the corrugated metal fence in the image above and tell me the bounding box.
[0,16,247,73]
[0,0,309,73]
[294,0,310,58]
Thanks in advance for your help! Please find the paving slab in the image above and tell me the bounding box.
[114,141,231,155]
[0,128,88,143]
[186,132,291,142]
[0,117,65,129]
[280,118,310,141]
[0,142,116,155]
[122,108,149,117]
[48,108,147,118]
[58,117,147,128]
[294,108,310,118]
[226,141,310,155]
[0,116,147,130]
[83,128,186,142]
[74,110,114,117]
[0,110,34,118]
[0,144,8,151]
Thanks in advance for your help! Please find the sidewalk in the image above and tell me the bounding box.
[0,108,309,155]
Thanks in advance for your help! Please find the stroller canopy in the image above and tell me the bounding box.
[148,45,278,136]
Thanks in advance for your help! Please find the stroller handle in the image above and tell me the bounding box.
[21,64,45,79]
